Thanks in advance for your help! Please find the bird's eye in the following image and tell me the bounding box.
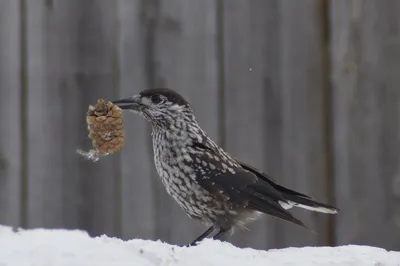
[151,94,162,104]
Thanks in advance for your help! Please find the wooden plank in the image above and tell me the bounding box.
[0,0,22,227]
[25,0,82,229]
[74,0,120,237]
[25,0,120,236]
[330,0,400,249]
[152,0,219,245]
[221,0,282,249]
[278,0,332,247]
[117,0,157,241]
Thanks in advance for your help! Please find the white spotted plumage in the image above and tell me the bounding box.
[151,111,240,225]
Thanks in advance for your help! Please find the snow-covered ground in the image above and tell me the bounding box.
[0,226,399,266]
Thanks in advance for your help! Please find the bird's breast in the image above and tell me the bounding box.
[152,132,215,211]
[151,129,245,225]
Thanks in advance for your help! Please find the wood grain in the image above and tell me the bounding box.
[0,0,22,227]
[278,0,332,247]
[330,0,400,249]
[25,0,120,236]
[25,0,83,229]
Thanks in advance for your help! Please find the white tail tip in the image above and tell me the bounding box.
[279,201,338,214]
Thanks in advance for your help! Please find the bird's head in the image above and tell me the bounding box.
[112,88,196,128]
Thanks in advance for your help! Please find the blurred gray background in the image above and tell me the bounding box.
[1,0,400,250]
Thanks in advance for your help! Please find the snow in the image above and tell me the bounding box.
[0,226,399,266]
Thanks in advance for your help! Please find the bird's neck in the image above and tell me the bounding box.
[151,117,206,148]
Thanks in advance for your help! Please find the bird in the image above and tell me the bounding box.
[112,88,338,246]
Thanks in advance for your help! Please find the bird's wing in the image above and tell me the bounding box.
[190,141,308,229]
[240,161,338,214]
[239,161,312,199]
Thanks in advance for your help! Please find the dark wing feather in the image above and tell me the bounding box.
[202,170,308,229]
[191,141,308,229]
[239,162,312,199]
[240,161,337,213]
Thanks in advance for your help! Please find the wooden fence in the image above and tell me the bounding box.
[0,0,399,250]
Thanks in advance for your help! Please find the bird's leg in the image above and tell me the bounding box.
[188,226,215,246]
[212,227,231,240]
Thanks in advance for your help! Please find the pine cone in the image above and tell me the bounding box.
[77,99,124,161]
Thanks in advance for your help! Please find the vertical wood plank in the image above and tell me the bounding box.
[331,0,400,249]
[152,0,219,245]
[75,0,120,237]
[26,0,120,236]
[25,0,83,229]
[117,0,157,241]
[279,0,332,247]
[222,0,282,249]
[0,0,22,227]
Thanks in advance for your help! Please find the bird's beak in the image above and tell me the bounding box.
[112,95,141,110]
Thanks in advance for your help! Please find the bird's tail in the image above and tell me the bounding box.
[276,184,338,214]
[239,162,338,214]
